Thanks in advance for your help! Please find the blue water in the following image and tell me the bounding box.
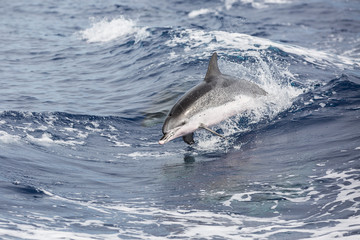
[1,0,360,239]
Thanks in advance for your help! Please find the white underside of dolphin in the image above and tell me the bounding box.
[159,52,267,145]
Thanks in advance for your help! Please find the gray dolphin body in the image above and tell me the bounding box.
[159,52,267,145]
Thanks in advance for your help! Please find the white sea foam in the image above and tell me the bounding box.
[85,125,102,132]
[113,141,131,147]
[0,220,118,240]
[316,169,360,213]
[223,186,318,207]
[79,16,148,43]
[222,0,290,10]
[101,133,131,147]
[239,0,290,9]
[27,133,84,146]
[117,151,175,160]
[90,121,99,128]
[64,127,88,139]
[188,8,215,18]
[223,0,238,10]
[1,179,359,240]
[0,130,21,144]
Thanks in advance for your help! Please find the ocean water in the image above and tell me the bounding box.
[1,0,360,239]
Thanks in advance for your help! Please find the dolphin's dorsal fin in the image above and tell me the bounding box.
[205,52,221,82]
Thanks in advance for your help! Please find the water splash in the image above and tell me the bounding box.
[79,16,148,43]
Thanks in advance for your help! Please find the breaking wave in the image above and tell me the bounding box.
[79,16,149,43]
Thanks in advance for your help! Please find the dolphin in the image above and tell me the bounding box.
[159,52,267,145]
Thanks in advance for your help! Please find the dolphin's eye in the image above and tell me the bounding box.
[181,121,187,126]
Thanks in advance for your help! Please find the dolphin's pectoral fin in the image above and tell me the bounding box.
[182,133,195,145]
[199,124,225,138]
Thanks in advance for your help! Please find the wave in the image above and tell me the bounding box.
[2,166,360,240]
[188,8,217,18]
[292,75,360,112]
[0,111,135,148]
[8,183,49,198]
[238,0,291,9]
[77,16,359,70]
[188,0,292,16]
[165,28,359,69]
[0,111,136,122]
[78,16,149,43]
[10,23,357,152]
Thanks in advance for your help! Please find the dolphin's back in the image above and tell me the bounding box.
[221,74,267,96]
[169,74,266,119]
[169,81,211,118]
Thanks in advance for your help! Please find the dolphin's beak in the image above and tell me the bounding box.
[159,131,174,145]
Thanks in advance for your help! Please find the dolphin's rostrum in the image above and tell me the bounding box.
[159,52,267,145]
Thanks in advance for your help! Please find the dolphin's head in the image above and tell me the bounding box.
[159,114,189,144]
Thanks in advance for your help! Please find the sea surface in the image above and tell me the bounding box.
[1,0,360,239]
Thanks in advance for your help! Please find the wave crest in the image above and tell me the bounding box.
[79,16,148,43]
